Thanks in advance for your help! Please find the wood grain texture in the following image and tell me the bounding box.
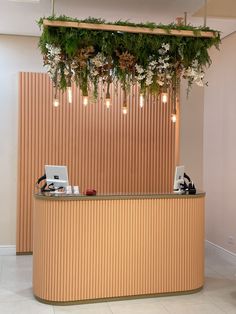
[33,195,205,302]
[43,19,218,38]
[17,72,177,253]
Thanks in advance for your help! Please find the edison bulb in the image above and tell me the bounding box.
[53,98,59,107]
[83,96,89,106]
[171,113,177,123]
[122,106,128,115]
[105,98,111,109]
[67,86,72,104]
[162,92,168,104]
[139,93,144,108]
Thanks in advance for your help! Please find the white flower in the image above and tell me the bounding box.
[91,69,99,77]
[54,55,61,63]
[148,60,157,70]
[145,70,153,86]
[158,43,170,55]
[135,64,145,73]
[195,78,204,87]
[46,44,61,56]
[157,80,164,86]
[91,53,106,68]
[162,43,170,51]
[184,60,205,87]
[194,72,204,86]
[185,66,197,77]
[136,74,146,81]
[192,60,199,68]
[158,48,165,55]
[163,62,169,69]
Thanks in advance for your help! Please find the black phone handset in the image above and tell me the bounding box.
[182,173,196,194]
[36,174,62,193]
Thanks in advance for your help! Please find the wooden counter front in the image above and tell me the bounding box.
[33,193,205,304]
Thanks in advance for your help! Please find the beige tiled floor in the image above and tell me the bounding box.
[0,243,236,313]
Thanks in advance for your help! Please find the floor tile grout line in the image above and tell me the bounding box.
[107,300,115,314]
[156,301,172,314]
[207,297,230,314]
[205,265,227,278]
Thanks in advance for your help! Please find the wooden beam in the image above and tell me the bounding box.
[43,19,218,38]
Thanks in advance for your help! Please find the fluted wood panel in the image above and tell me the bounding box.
[33,195,204,302]
[17,72,177,253]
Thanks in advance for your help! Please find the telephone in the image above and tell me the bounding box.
[181,173,196,194]
[36,174,64,193]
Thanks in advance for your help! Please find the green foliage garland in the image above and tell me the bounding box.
[38,16,221,99]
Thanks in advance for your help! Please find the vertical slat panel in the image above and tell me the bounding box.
[17,72,178,253]
[33,196,204,302]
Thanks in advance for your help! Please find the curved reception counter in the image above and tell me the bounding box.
[33,192,205,304]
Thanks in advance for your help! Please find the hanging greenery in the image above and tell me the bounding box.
[38,16,220,100]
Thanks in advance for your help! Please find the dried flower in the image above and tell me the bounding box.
[72,46,94,69]
[117,51,136,71]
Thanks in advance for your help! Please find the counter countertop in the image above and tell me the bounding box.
[34,191,205,201]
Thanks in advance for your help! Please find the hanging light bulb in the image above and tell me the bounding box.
[105,91,111,109]
[161,92,168,104]
[122,107,128,115]
[53,88,59,107]
[83,95,89,106]
[122,103,128,115]
[122,90,128,114]
[67,86,72,104]
[171,108,177,123]
[139,93,144,108]
[105,97,111,109]
[171,113,177,123]
[53,98,59,107]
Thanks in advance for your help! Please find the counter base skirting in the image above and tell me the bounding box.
[33,195,205,303]
[34,286,203,305]
[16,251,33,256]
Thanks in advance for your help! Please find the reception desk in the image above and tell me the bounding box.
[33,192,205,304]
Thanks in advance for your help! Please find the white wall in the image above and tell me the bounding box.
[0,35,45,245]
[180,83,204,190]
[204,32,236,254]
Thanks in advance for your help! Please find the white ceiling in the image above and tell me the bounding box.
[0,0,236,38]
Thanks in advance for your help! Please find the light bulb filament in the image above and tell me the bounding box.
[105,97,111,109]
[83,96,88,106]
[122,105,128,115]
[171,113,177,123]
[140,93,144,108]
[53,98,59,107]
[67,86,72,104]
[162,92,168,104]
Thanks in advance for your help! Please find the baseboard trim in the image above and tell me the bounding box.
[0,245,16,256]
[205,240,236,259]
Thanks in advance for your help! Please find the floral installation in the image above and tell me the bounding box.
[43,43,62,86]
[183,60,205,88]
[38,16,220,101]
